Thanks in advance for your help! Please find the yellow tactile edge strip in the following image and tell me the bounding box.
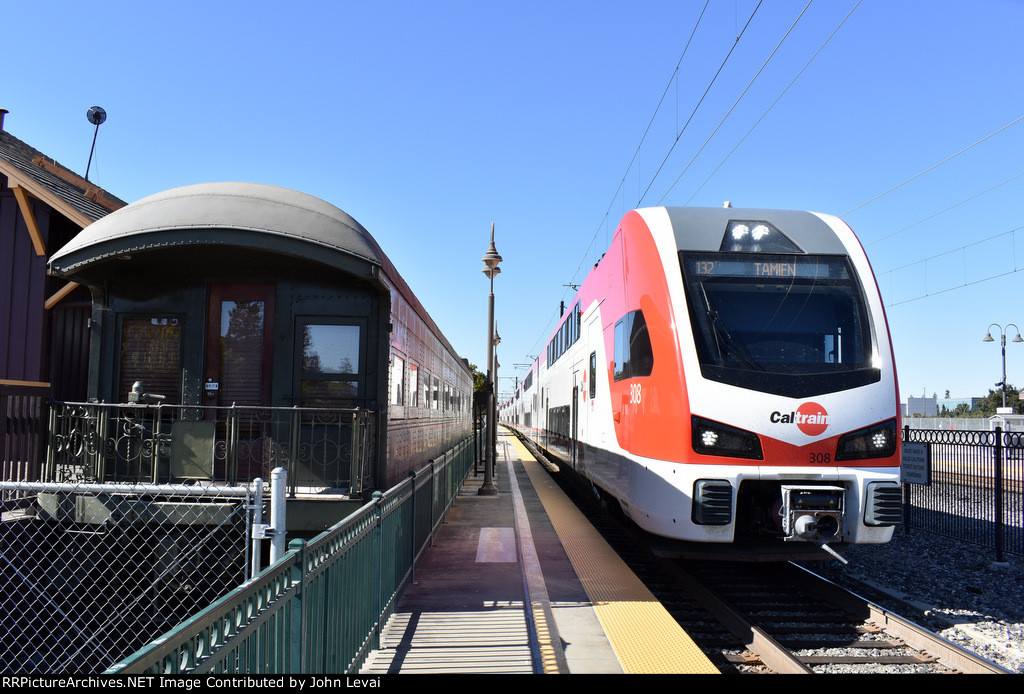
[506,434,720,675]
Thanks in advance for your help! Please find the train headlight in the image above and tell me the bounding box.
[835,419,897,460]
[692,416,763,459]
[720,219,802,253]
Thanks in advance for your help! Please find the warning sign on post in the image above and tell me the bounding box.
[901,442,930,485]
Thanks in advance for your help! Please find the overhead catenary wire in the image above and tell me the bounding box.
[654,0,816,206]
[678,0,862,206]
[567,1,762,295]
[877,225,1024,308]
[869,169,1024,250]
[561,0,713,300]
[524,2,717,360]
[637,0,766,207]
[843,113,1024,219]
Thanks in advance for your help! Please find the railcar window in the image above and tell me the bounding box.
[119,316,183,404]
[547,303,581,367]
[613,310,653,381]
[589,352,597,399]
[409,362,420,407]
[390,354,405,406]
[629,312,653,377]
[297,321,362,406]
[614,319,627,381]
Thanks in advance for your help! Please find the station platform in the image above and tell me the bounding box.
[360,429,719,675]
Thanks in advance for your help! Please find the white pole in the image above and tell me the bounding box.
[270,467,288,563]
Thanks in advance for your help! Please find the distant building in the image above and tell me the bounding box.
[937,397,984,415]
[0,111,126,400]
[905,396,937,417]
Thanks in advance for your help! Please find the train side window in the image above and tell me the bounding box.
[589,351,597,399]
[614,310,653,381]
[390,354,405,406]
[297,320,362,406]
[614,317,628,381]
[629,311,654,377]
[119,316,183,404]
[409,362,420,407]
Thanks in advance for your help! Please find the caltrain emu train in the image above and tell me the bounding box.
[502,205,902,560]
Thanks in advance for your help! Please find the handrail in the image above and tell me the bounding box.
[106,434,474,674]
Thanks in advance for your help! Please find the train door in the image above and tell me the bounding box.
[204,283,275,481]
[204,283,275,408]
[571,379,579,470]
[586,316,601,450]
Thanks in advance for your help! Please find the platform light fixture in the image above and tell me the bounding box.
[983,323,1023,410]
[480,223,502,496]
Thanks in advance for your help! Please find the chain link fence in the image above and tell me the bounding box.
[0,480,259,674]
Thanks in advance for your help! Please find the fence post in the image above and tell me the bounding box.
[408,470,418,582]
[373,489,384,656]
[903,424,912,535]
[994,426,1004,563]
[270,467,288,564]
[351,411,362,496]
[228,405,239,485]
[250,478,264,579]
[288,538,306,674]
[289,407,300,496]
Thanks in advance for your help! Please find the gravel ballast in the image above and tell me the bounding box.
[802,530,1024,673]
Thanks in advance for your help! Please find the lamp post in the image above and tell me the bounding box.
[983,323,1023,409]
[480,223,502,496]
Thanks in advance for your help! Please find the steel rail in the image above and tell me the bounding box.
[787,563,1011,674]
[669,563,814,674]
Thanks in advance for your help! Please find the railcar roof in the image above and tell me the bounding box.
[48,181,384,274]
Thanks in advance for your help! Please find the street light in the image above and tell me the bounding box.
[983,323,1023,409]
[480,223,502,496]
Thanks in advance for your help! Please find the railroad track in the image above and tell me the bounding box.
[670,559,1009,674]
[513,432,1010,674]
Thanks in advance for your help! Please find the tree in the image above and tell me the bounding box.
[974,383,1021,416]
[466,363,487,396]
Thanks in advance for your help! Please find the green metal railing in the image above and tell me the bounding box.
[106,435,475,674]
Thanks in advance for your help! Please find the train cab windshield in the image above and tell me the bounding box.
[680,252,880,398]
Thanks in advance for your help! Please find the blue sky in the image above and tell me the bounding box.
[4,1,1024,404]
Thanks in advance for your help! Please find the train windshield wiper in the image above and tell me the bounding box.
[699,283,764,372]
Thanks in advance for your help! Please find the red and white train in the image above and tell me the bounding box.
[502,205,902,559]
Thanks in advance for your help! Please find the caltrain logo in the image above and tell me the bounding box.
[769,402,829,436]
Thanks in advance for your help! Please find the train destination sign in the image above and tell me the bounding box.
[685,255,850,280]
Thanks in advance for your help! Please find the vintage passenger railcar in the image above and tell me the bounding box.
[502,205,902,559]
[48,182,472,493]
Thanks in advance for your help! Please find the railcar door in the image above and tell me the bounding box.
[205,283,275,408]
[204,283,275,481]
[571,381,578,470]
